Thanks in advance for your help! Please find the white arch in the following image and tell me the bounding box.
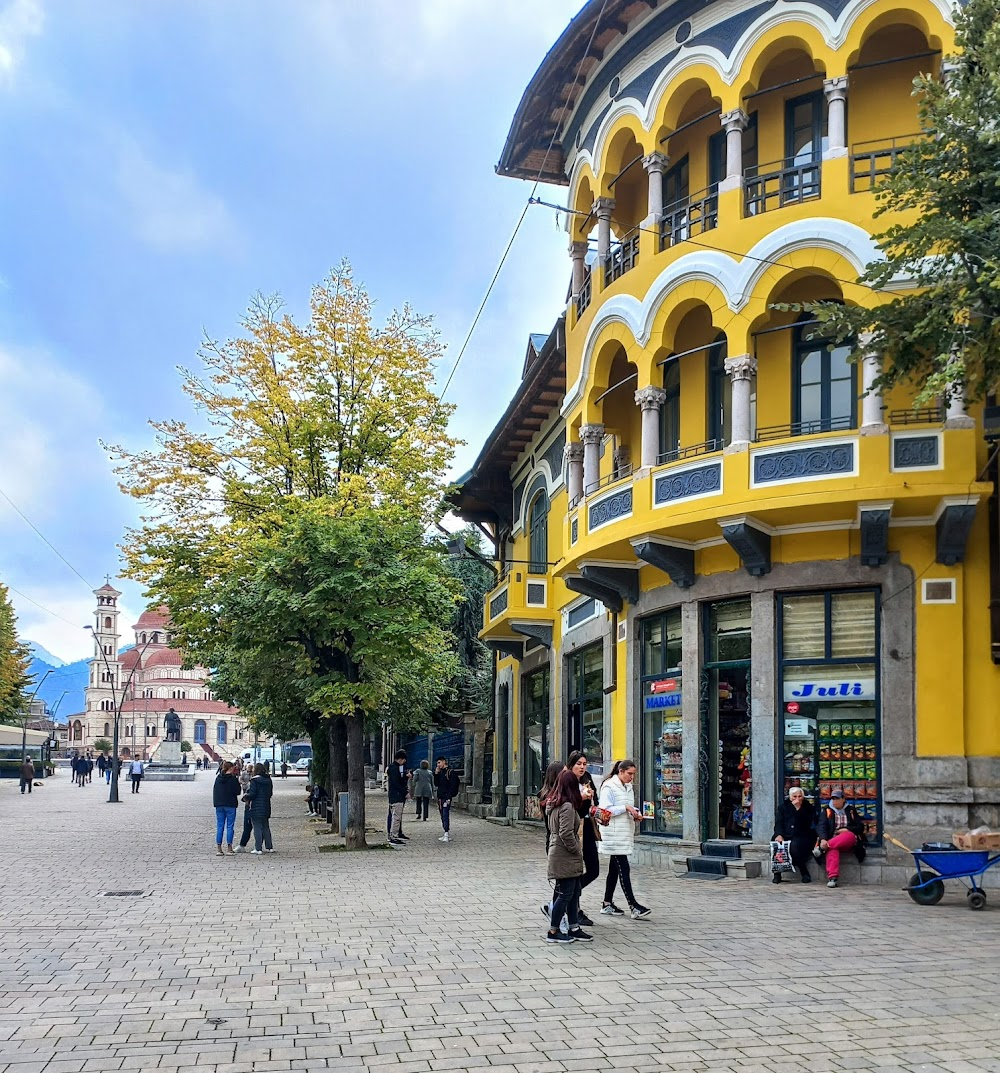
[564,218,881,414]
[566,0,953,194]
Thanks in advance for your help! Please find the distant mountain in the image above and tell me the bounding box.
[23,641,65,668]
[22,641,138,720]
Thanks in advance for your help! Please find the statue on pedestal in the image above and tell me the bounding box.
[164,708,182,742]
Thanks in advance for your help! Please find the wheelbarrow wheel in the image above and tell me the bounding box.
[967,890,987,911]
[907,872,944,906]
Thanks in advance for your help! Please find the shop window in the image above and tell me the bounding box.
[567,644,604,774]
[522,668,550,820]
[660,361,681,458]
[528,491,549,575]
[640,609,683,837]
[707,334,731,446]
[779,590,880,843]
[793,316,857,433]
[703,598,752,840]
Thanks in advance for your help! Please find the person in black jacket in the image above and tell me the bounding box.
[434,758,460,843]
[772,786,817,884]
[213,762,242,855]
[245,764,274,854]
[816,788,866,888]
[386,750,408,846]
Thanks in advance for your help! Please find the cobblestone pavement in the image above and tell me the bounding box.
[2,773,1000,1073]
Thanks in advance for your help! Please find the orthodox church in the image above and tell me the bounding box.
[65,582,244,762]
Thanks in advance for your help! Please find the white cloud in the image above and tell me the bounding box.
[0,0,42,87]
[13,588,141,665]
[114,140,237,253]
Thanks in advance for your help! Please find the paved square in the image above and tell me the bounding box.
[2,773,999,1073]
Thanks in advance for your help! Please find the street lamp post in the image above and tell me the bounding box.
[84,627,154,804]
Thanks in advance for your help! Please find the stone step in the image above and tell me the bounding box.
[701,840,744,859]
[687,855,728,876]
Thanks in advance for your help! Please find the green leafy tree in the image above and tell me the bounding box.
[446,529,494,719]
[180,740,193,754]
[0,582,32,730]
[207,505,458,847]
[107,263,459,842]
[94,737,113,754]
[808,0,1000,402]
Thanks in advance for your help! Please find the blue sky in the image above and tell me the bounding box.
[0,0,581,662]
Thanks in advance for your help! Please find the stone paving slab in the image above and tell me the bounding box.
[1,773,1000,1072]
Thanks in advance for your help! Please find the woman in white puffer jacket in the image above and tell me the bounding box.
[597,760,651,919]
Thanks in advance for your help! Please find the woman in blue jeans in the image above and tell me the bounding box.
[213,762,242,855]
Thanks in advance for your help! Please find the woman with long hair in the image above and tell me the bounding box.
[538,761,564,851]
[565,751,600,926]
[543,769,592,944]
[598,759,650,919]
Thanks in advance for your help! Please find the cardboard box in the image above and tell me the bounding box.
[952,831,1000,851]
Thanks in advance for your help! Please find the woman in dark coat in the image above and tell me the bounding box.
[566,750,600,926]
[543,769,591,944]
[772,786,817,883]
[245,763,274,854]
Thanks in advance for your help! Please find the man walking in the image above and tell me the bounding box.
[19,757,35,794]
[128,756,144,794]
[386,750,408,846]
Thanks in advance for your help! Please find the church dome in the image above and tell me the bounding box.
[144,649,183,669]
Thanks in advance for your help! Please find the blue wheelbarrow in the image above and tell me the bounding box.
[903,842,1000,910]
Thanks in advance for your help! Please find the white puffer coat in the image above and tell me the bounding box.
[597,774,637,856]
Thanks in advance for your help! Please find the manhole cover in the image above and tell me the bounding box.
[102,890,146,897]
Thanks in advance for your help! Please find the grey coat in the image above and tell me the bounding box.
[411,768,434,798]
[545,801,584,880]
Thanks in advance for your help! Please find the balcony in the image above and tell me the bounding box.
[850,134,920,194]
[575,265,592,317]
[480,570,554,647]
[744,157,821,216]
[755,416,855,442]
[604,227,639,286]
[659,188,718,251]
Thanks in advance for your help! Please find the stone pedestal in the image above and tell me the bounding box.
[159,740,182,766]
[143,739,195,781]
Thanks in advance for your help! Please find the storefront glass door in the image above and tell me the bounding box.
[640,609,683,837]
[701,598,753,840]
[567,644,605,776]
[522,667,550,820]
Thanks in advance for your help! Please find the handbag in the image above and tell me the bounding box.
[589,816,603,841]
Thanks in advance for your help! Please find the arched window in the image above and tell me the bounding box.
[528,491,549,575]
[793,315,856,433]
[194,720,206,743]
[104,722,110,736]
[217,721,227,744]
[707,333,730,446]
[104,616,112,628]
[141,633,147,643]
[660,360,681,460]
[73,720,83,741]
[152,632,159,644]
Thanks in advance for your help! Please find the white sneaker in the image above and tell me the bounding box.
[438,833,450,842]
[234,846,246,854]
[264,848,275,853]
[250,849,262,855]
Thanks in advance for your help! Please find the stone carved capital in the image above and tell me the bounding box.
[642,151,668,174]
[593,197,616,219]
[634,386,667,411]
[569,240,588,259]
[724,353,757,382]
[720,108,749,131]
[580,423,605,446]
[564,442,584,463]
[823,76,848,98]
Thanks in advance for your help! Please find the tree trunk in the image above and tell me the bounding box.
[329,715,348,833]
[345,710,368,849]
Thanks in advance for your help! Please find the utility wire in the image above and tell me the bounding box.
[2,581,87,628]
[435,0,611,407]
[0,485,95,591]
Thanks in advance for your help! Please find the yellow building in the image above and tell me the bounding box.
[454,0,1000,881]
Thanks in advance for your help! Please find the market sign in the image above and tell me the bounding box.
[644,692,682,710]
[782,677,876,702]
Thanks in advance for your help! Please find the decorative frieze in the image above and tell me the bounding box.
[753,442,855,485]
[654,461,722,505]
[588,487,633,531]
[892,434,939,470]
[489,587,509,620]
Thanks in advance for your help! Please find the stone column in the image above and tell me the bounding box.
[634,386,666,469]
[564,442,584,503]
[859,332,887,435]
[569,241,587,300]
[946,384,975,429]
[823,77,849,159]
[724,353,756,450]
[594,197,616,264]
[580,423,605,494]
[719,108,749,192]
[642,152,668,222]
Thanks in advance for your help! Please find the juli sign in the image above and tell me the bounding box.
[783,678,876,702]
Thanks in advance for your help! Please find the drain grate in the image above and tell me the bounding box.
[103,890,146,897]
